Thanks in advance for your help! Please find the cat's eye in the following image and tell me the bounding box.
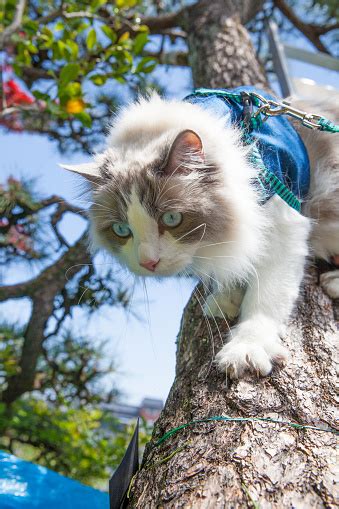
[161,211,183,228]
[112,222,132,238]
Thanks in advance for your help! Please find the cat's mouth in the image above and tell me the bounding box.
[133,258,190,277]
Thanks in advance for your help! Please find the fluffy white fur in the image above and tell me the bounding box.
[63,92,338,380]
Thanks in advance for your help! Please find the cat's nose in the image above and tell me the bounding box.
[140,259,160,272]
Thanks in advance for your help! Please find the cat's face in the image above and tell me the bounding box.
[62,130,233,277]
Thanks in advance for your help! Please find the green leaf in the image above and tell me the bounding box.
[116,0,138,7]
[135,56,157,74]
[91,0,107,9]
[32,91,50,101]
[90,74,108,86]
[101,25,117,43]
[86,29,97,50]
[133,32,148,55]
[55,21,64,31]
[66,40,79,60]
[26,42,38,54]
[75,111,92,128]
[23,20,38,35]
[59,64,80,86]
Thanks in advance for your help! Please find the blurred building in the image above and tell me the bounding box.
[103,397,163,426]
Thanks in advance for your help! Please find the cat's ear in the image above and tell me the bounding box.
[59,162,101,183]
[165,130,204,175]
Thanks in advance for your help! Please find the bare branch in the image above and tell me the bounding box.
[274,0,331,55]
[145,50,189,66]
[1,233,92,404]
[315,21,339,36]
[0,281,32,302]
[140,10,184,32]
[0,0,27,48]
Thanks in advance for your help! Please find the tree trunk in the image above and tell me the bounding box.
[131,268,337,507]
[183,0,267,89]
[130,1,338,507]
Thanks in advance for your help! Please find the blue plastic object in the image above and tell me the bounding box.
[0,451,108,509]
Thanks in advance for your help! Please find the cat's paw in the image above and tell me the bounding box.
[320,270,339,299]
[215,318,288,379]
[203,290,242,320]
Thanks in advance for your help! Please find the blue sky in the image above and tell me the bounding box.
[1,33,338,406]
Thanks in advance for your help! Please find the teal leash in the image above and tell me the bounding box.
[192,88,339,133]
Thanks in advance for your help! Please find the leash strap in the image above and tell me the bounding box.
[192,88,339,133]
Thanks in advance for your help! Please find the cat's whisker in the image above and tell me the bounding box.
[175,223,206,243]
[64,261,126,281]
[192,268,233,341]
[192,265,223,292]
[157,163,183,200]
[193,255,237,259]
[141,278,156,358]
[189,279,220,363]
[247,262,261,303]
[120,275,137,344]
[157,181,186,203]
[183,269,215,350]
[78,285,90,306]
[198,240,237,249]
[65,263,94,281]
[192,256,251,286]
[88,201,117,213]
[158,198,185,208]
[196,253,260,299]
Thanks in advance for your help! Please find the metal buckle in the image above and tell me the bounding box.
[241,91,253,130]
[250,92,322,129]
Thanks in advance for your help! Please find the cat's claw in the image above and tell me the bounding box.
[215,320,288,379]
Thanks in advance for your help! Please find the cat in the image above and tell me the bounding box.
[61,91,339,379]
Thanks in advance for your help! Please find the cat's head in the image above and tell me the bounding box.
[62,127,234,277]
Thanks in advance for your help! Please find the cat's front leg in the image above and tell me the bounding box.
[204,287,244,320]
[216,196,311,379]
[216,314,288,378]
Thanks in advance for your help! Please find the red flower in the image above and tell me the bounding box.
[3,80,34,107]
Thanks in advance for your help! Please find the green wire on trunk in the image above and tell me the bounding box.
[155,415,339,447]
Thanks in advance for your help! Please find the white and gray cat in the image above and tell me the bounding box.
[61,93,339,379]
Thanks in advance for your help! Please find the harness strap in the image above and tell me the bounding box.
[190,88,302,212]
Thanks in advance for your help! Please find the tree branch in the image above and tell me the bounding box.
[274,0,331,55]
[1,233,92,404]
[315,21,339,36]
[0,281,32,302]
[140,10,185,32]
[0,0,27,48]
[145,50,189,66]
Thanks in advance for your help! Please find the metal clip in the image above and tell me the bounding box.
[250,92,322,130]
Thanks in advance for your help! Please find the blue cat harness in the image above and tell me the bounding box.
[184,86,312,212]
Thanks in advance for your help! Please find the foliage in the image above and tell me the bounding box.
[1,1,337,152]
[0,0,157,151]
[0,177,46,264]
[0,177,148,487]
[0,323,152,486]
[311,0,338,21]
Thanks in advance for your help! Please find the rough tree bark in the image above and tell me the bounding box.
[130,1,338,507]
